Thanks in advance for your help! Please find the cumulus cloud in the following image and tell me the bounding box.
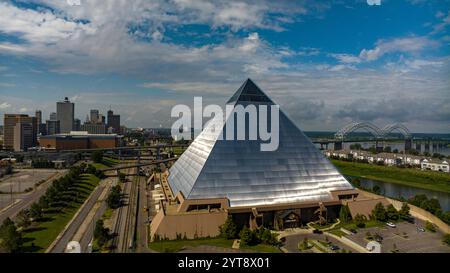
[358,36,438,61]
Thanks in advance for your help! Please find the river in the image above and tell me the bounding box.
[350,177,450,212]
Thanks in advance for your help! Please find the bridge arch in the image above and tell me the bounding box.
[381,123,411,139]
[334,122,382,140]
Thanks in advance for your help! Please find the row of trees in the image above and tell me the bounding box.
[339,202,411,228]
[407,194,450,225]
[0,164,105,253]
[219,217,279,246]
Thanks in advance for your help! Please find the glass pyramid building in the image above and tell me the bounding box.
[168,79,353,208]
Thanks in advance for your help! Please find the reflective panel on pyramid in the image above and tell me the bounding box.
[168,79,353,208]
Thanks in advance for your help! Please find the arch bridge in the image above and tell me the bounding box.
[332,122,412,151]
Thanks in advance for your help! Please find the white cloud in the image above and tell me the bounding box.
[359,36,438,61]
[329,53,361,64]
[0,102,12,109]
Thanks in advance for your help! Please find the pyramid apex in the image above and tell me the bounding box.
[227,78,273,104]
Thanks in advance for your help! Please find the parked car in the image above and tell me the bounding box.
[417,227,425,232]
[349,229,357,234]
[329,245,340,251]
[386,222,396,228]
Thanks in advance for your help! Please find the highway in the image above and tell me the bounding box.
[49,183,106,253]
[0,170,67,223]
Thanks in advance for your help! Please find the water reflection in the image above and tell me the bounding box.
[354,177,450,212]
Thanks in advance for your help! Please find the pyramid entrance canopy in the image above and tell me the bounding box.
[168,79,353,208]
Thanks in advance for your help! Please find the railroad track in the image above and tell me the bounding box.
[111,164,139,253]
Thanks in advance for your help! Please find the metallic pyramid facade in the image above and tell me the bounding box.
[168,79,353,208]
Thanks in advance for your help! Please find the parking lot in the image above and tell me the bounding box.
[0,169,58,194]
[283,233,359,253]
[346,219,450,253]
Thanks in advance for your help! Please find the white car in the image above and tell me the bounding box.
[386,222,396,228]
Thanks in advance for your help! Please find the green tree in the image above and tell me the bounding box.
[29,203,42,221]
[106,185,122,209]
[386,204,399,221]
[118,172,126,183]
[371,202,387,222]
[339,205,351,224]
[239,226,254,246]
[354,214,367,228]
[0,218,22,253]
[94,219,110,248]
[91,150,104,163]
[399,203,411,220]
[16,209,31,229]
[219,216,238,239]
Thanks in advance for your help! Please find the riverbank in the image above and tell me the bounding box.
[331,160,450,193]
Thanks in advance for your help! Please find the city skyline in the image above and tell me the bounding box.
[0,0,449,133]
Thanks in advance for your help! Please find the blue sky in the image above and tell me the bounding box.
[0,0,449,133]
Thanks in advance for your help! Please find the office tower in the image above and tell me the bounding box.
[81,123,106,134]
[35,110,42,126]
[3,114,37,150]
[57,97,74,133]
[74,118,81,131]
[90,109,99,123]
[46,120,60,135]
[96,113,105,124]
[50,112,57,121]
[107,109,121,134]
[14,122,33,151]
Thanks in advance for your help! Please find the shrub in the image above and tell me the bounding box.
[371,202,387,222]
[425,221,436,233]
[339,205,351,224]
[219,216,238,239]
[443,234,450,247]
[354,214,367,228]
[239,226,255,246]
[386,204,399,221]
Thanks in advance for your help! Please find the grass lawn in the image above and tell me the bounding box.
[21,174,100,253]
[102,157,120,167]
[91,162,108,169]
[331,160,450,193]
[240,244,282,253]
[148,237,233,253]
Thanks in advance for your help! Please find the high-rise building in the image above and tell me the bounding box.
[46,120,60,135]
[107,109,121,134]
[74,118,81,131]
[3,114,37,150]
[57,97,74,133]
[80,123,106,134]
[90,109,99,124]
[35,110,42,126]
[50,112,57,121]
[14,122,33,151]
